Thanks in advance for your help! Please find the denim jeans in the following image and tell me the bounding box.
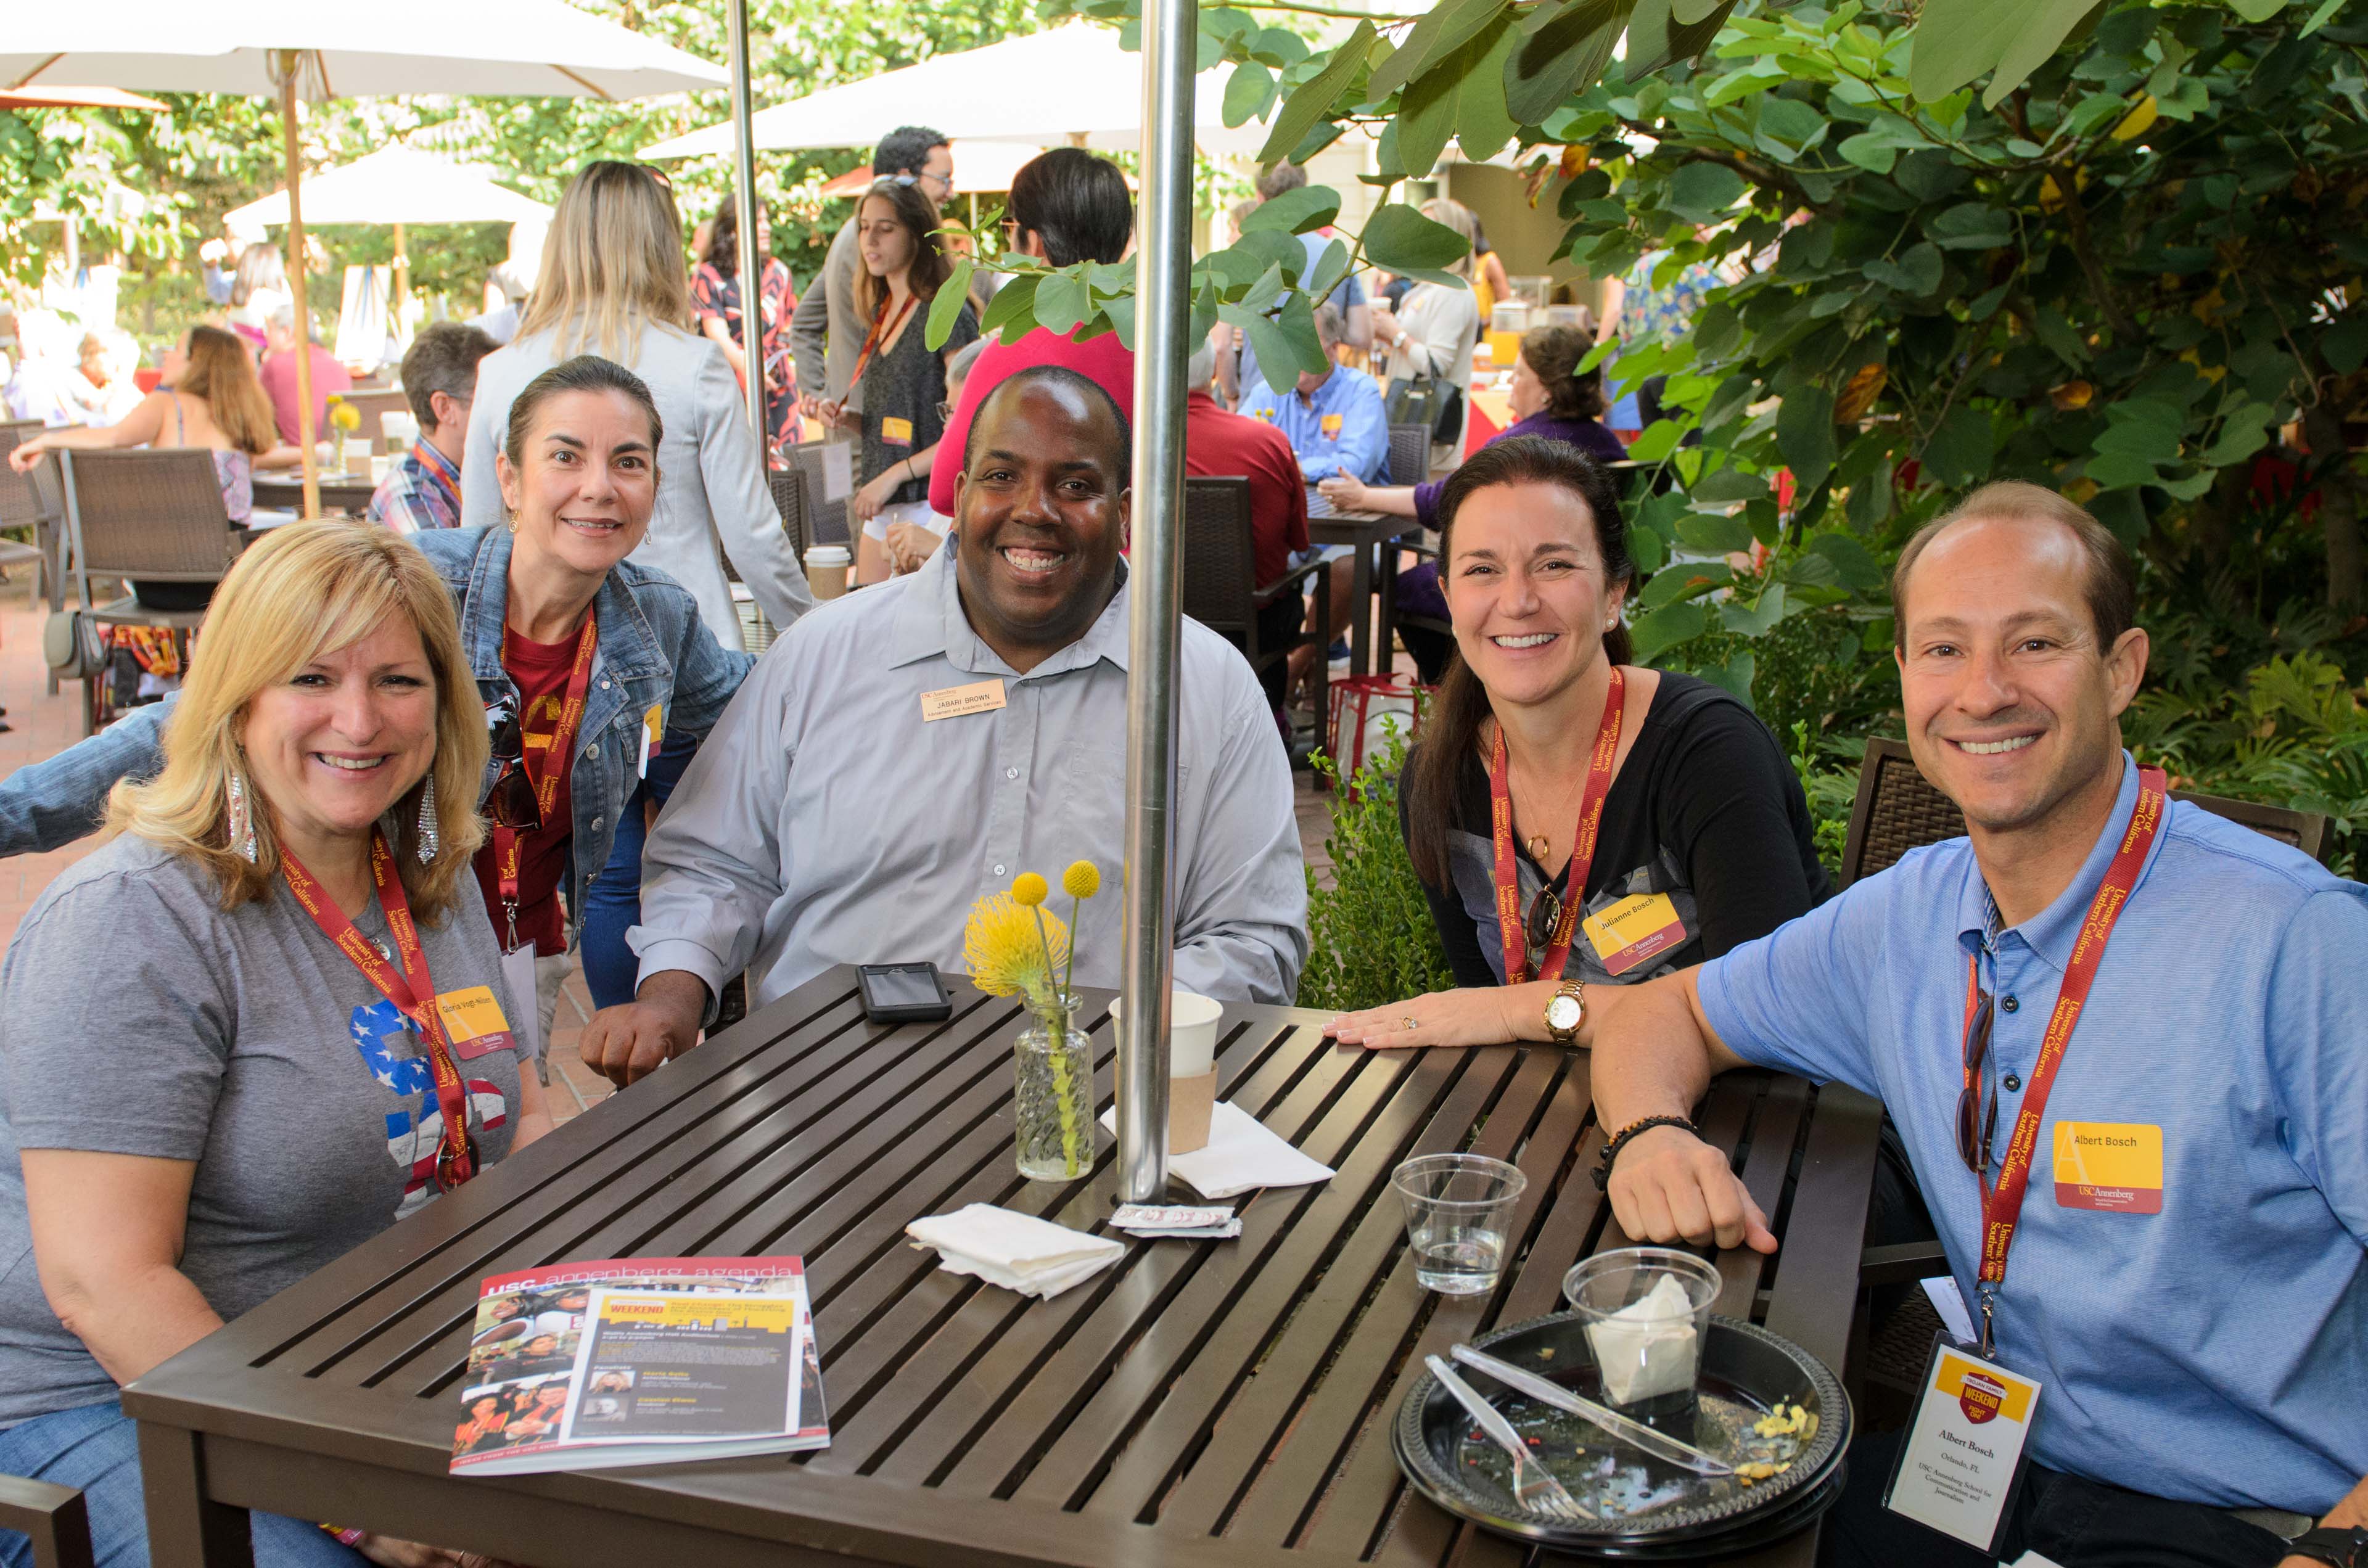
[0,1401,363,1568]
[577,740,693,1009]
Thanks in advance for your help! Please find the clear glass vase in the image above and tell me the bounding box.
[1013,996,1096,1181]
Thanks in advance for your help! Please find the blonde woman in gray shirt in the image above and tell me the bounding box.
[461,160,814,649]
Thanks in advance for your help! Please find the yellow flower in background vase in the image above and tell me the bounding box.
[327,398,361,433]
[1061,860,1100,900]
[1011,871,1050,908]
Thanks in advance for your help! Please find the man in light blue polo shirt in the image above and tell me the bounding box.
[1585,482,2368,1568]
[1236,305,1389,486]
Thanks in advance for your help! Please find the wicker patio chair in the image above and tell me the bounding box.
[1181,477,1328,733]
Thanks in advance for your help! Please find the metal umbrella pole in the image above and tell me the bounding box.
[1115,0,1198,1204]
[725,0,767,448]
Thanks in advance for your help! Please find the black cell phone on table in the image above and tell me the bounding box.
[858,963,953,1024]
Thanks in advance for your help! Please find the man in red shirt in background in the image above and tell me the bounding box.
[1183,330,1311,724]
[258,303,351,448]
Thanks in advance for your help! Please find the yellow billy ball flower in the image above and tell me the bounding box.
[1063,860,1100,900]
[964,893,1069,1001]
[1011,871,1050,907]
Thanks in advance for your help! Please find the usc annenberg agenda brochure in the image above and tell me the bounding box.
[450,1254,829,1476]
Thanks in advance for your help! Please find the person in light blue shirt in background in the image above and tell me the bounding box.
[1236,305,1388,486]
[1222,163,1370,406]
[1571,481,2367,1568]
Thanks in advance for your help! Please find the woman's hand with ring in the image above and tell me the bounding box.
[1322,987,1519,1050]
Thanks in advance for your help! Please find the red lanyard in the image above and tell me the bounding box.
[1963,765,2166,1354]
[493,610,598,950]
[1489,665,1626,985]
[284,831,476,1192]
[846,292,918,395]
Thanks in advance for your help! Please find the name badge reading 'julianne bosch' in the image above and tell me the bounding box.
[920,679,1009,722]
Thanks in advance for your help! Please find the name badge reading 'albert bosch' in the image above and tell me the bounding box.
[920,679,1008,722]
[1885,1339,2042,1555]
[2051,1122,2163,1213]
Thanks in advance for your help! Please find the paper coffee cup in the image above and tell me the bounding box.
[343,437,373,472]
[804,544,851,601]
[369,454,392,485]
[1109,990,1225,1078]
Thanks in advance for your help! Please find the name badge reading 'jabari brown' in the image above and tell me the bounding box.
[920,679,1009,722]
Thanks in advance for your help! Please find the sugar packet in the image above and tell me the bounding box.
[1111,1203,1233,1231]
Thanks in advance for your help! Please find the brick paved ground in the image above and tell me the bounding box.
[0,569,1366,1127]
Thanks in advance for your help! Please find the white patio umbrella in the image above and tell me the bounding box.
[638,21,1262,161]
[2,0,725,515]
[226,146,556,332]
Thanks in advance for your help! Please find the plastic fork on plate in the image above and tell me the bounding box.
[1424,1355,1597,1523]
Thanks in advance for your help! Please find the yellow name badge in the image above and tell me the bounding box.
[2052,1121,2163,1213]
[639,702,664,780]
[1884,1344,2042,1553]
[881,415,915,447]
[1320,413,1344,438]
[919,678,1009,722]
[1581,892,1689,976]
[435,985,517,1062]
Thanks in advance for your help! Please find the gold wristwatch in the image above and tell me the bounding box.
[1543,979,1585,1043]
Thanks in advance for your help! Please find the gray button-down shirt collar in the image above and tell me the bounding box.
[630,541,1308,1009]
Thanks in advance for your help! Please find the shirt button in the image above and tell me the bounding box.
[2000,995,2019,1012]
[592,817,603,831]
[993,863,1007,877]
[2003,1073,2023,1092]
[600,679,610,689]
[587,744,599,758]
[1006,766,1019,780]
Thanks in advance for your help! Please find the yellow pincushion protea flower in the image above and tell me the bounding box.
[1062,860,1100,900]
[964,892,1069,1009]
[327,398,361,433]
[1011,871,1050,907]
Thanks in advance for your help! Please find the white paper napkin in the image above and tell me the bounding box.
[1096,1101,1335,1200]
[905,1203,1124,1299]
[1582,1273,1700,1405]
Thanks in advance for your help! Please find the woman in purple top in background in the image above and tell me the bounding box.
[1320,322,1624,683]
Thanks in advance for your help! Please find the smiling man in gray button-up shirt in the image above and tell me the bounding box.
[584,366,1307,1085]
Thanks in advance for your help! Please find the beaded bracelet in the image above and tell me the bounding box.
[1590,1115,1703,1190]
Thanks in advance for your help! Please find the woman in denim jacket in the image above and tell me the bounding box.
[0,355,754,1064]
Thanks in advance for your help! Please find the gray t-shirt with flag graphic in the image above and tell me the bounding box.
[0,832,524,1427]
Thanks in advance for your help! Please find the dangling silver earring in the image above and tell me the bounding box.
[226,768,258,863]
[416,773,440,862]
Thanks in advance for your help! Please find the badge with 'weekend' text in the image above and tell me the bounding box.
[920,679,1008,722]
[2052,1122,2163,1213]
[1581,892,1688,975]
[1883,1339,2042,1555]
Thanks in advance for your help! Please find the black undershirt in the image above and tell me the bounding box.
[1405,672,1834,990]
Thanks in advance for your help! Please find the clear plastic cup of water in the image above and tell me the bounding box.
[1392,1153,1527,1295]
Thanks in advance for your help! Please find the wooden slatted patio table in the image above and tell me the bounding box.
[125,967,1881,1568]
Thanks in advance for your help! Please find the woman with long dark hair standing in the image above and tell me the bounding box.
[820,178,978,586]
[1322,437,1830,1049]
[690,200,797,464]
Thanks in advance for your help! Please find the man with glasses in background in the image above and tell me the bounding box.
[789,126,953,440]
[1576,482,2368,1568]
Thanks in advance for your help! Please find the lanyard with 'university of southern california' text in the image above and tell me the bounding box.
[1962,765,2166,1356]
[1488,665,1626,985]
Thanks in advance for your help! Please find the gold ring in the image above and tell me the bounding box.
[1402,1015,1418,1030]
